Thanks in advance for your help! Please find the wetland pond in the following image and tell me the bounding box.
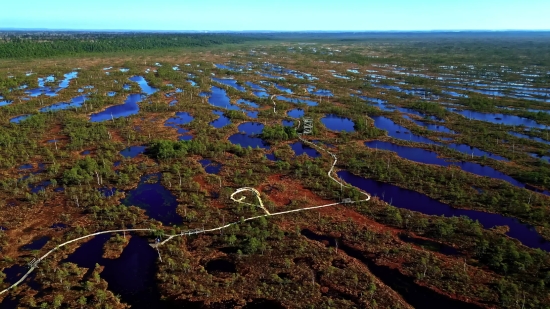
[229,122,270,149]
[62,234,161,309]
[164,112,194,140]
[210,110,231,128]
[207,86,241,111]
[290,142,321,158]
[373,116,508,161]
[121,174,182,226]
[321,114,355,132]
[287,108,304,118]
[276,95,318,107]
[337,170,550,252]
[212,77,246,92]
[365,141,523,188]
[282,120,294,127]
[450,109,549,129]
[120,145,146,158]
[199,159,222,174]
[129,76,157,95]
[25,72,78,97]
[91,94,143,122]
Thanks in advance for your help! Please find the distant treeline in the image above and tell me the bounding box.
[0,33,262,58]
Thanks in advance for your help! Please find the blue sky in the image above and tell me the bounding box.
[1,0,549,31]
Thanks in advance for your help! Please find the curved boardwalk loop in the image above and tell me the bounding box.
[0,95,371,296]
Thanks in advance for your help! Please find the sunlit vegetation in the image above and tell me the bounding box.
[0,31,549,309]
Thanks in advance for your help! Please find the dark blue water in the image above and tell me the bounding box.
[215,64,243,72]
[265,153,279,161]
[287,108,304,118]
[337,170,550,252]
[208,87,241,111]
[99,187,118,197]
[290,142,321,158]
[237,122,264,135]
[166,112,194,126]
[81,150,91,155]
[10,115,31,124]
[451,109,548,129]
[397,107,441,122]
[0,100,13,106]
[100,236,160,308]
[530,153,550,163]
[2,264,29,284]
[29,180,51,193]
[447,143,508,161]
[309,89,333,97]
[372,116,506,160]
[212,78,246,92]
[411,120,455,134]
[63,234,161,309]
[275,84,293,94]
[372,116,439,145]
[253,91,270,98]
[63,234,109,269]
[199,159,222,174]
[21,236,51,251]
[50,223,68,229]
[164,112,194,140]
[321,114,356,132]
[229,122,271,148]
[120,146,146,158]
[282,120,294,127]
[18,164,33,170]
[91,94,143,122]
[39,95,88,112]
[210,110,231,128]
[26,72,77,97]
[365,141,523,187]
[508,131,550,145]
[129,76,157,95]
[276,96,318,106]
[38,75,55,87]
[237,99,260,108]
[55,72,78,88]
[245,82,265,91]
[122,174,182,225]
[442,90,468,98]
[246,111,259,118]
[353,95,395,111]
[229,134,270,149]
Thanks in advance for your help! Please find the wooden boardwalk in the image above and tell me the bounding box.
[0,104,371,296]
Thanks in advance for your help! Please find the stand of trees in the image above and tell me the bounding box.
[0,33,262,58]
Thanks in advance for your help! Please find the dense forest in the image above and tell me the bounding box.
[0,33,262,58]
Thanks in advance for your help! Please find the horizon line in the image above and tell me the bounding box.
[1,28,550,33]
